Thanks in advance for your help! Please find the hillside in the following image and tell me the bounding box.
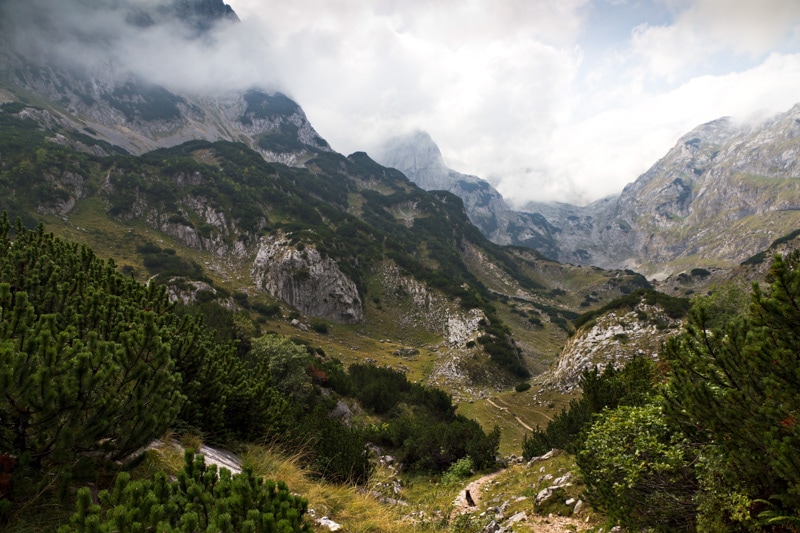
[0,97,657,398]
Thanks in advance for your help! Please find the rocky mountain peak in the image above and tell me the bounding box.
[375,130,451,190]
[374,131,524,246]
[151,0,239,34]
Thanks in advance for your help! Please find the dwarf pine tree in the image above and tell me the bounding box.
[61,450,311,533]
[0,216,184,472]
[664,253,800,527]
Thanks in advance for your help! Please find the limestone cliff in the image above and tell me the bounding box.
[522,106,800,277]
[251,234,364,324]
[542,298,683,392]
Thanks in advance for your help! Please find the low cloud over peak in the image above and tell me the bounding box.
[4,0,800,207]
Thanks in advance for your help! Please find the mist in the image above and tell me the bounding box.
[3,0,800,207]
[0,0,283,95]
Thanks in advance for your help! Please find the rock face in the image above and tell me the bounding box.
[0,1,330,163]
[521,106,800,276]
[251,234,364,324]
[543,298,683,392]
[377,261,485,343]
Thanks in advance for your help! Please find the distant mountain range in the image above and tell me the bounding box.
[377,108,800,278]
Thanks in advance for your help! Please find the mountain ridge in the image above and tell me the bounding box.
[379,107,800,278]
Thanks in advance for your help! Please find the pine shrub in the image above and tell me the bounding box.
[60,450,311,532]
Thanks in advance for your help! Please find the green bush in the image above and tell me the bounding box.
[309,319,329,334]
[514,382,531,393]
[297,407,372,485]
[442,456,474,485]
[60,450,311,532]
[577,403,697,531]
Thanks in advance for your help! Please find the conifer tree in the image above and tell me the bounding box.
[61,450,311,532]
[664,253,800,526]
[0,216,184,472]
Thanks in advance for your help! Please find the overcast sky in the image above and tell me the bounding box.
[218,0,800,207]
[5,0,800,207]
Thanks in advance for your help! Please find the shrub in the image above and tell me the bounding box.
[442,456,474,485]
[60,450,311,532]
[0,220,183,476]
[309,319,329,334]
[577,403,697,531]
[514,382,531,393]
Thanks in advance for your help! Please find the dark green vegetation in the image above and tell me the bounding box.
[0,221,293,521]
[521,356,656,458]
[331,364,500,472]
[61,451,310,533]
[662,252,800,530]
[523,253,800,531]
[0,223,499,529]
[0,102,537,378]
[0,216,182,472]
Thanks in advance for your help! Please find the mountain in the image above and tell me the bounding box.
[380,110,800,279]
[10,0,799,451]
[0,0,662,400]
[0,0,329,164]
[375,131,509,216]
[374,131,563,257]
[519,108,800,277]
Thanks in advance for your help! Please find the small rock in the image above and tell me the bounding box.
[536,487,555,504]
[574,499,585,515]
[565,498,575,506]
[553,472,573,486]
[316,516,342,531]
[290,318,308,331]
[481,520,501,533]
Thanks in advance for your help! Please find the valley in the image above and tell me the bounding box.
[1,1,800,531]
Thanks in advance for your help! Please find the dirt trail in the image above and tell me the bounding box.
[452,469,596,532]
[485,398,539,431]
[451,470,503,516]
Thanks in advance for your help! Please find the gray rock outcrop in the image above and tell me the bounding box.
[251,234,364,324]
[522,105,800,276]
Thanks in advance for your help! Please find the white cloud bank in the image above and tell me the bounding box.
[228,0,800,207]
[5,0,800,207]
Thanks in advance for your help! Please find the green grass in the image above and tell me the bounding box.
[458,388,574,456]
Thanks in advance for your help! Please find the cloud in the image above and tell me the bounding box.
[0,0,278,91]
[506,52,800,205]
[225,0,800,207]
[630,0,800,82]
[4,0,800,208]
